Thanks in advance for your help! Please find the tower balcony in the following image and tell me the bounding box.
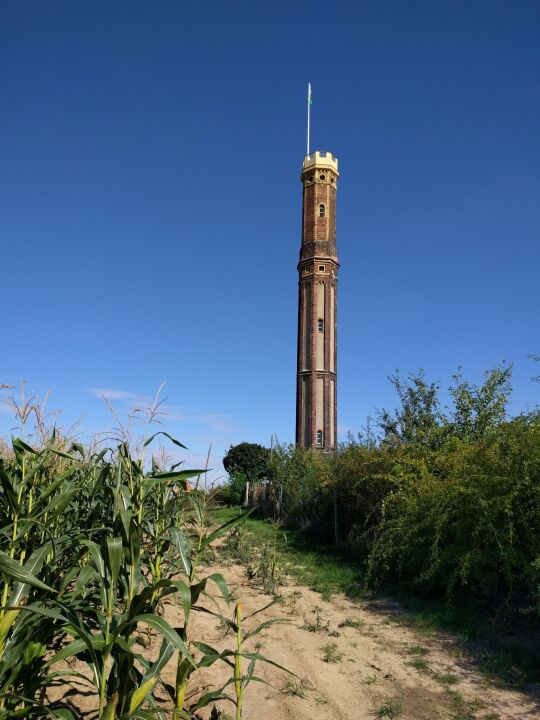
[302,150,339,175]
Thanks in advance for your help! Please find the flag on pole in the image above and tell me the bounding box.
[307,82,312,156]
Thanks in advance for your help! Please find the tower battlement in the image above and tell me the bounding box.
[302,151,339,175]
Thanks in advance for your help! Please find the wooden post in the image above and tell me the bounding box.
[244,481,250,507]
[333,488,339,546]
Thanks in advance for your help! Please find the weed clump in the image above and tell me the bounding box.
[321,643,343,663]
[370,698,402,718]
[407,657,430,672]
[281,678,312,698]
[432,671,460,685]
[338,616,365,630]
[302,606,330,633]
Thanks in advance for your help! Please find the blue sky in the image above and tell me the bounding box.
[1,1,539,479]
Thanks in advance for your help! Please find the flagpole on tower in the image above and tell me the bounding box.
[307,82,311,157]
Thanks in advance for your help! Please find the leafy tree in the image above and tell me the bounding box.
[222,442,271,505]
[221,469,249,505]
[530,354,540,383]
[378,370,443,447]
[449,364,512,441]
[223,442,271,481]
[378,366,513,447]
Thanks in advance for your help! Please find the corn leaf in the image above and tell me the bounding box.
[118,614,196,668]
[0,551,55,593]
[48,637,106,665]
[128,675,158,713]
[205,573,230,602]
[105,537,123,588]
[143,432,187,449]
[243,617,289,642]
[169,527,192,576]
[170,579,191,622]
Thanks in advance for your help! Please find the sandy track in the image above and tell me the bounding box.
[50,558,540,719]
[175,560,540,720]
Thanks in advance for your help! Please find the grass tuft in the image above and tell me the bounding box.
[370,698,402,718]
[432,670,460,685]
[448,691,484,720]
[338,616,365,630]
[407,657,430,672]
[406,644,428,655]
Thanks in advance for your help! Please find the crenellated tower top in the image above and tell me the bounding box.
[299,150,339,264]
[301,151,339,176]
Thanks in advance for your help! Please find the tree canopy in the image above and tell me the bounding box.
[223,442,271,481]
[378,364,513,447]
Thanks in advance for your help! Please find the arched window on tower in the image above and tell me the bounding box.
[316,430,323,445]
[319,204,326,217]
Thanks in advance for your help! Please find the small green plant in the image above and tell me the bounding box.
[406,644,428,655]
[284,590,303,615]
[371,698,402,718]
[246,541,285,596]
[321,642,343,663]
[338,616,364,630]
[448,691,484,720]
[320,586,332,601]
[302,606,330,633]
[199,601,293,720]
[432,670,460,685]
[281,678,311,698]
[363,672,377,685]
[216,615,231,636]
[407,657,430,672]
[225,526,252,564]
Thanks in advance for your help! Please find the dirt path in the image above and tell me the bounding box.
[157,556,539,720]
[50,556,540,719]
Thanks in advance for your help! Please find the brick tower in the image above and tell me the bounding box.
[296,151,339,451]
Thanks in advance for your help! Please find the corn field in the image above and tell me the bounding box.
[0,397,285,719]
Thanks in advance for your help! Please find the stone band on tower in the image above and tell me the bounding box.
[296,151,339,451]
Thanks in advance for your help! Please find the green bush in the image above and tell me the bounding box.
[270,366,540,621]
[221,469,249,505]
[367,416,540,614]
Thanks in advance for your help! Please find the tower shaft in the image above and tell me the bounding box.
[296,151,339,451]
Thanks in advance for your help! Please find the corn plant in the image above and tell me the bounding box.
[0,395,292,719]
[188,600,293,720]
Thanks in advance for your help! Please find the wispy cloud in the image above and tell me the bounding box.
[87,387,152,402]
[0,401,12,415]
[160,410,189,422]
[86,388,236,437]
[195,414,235,433]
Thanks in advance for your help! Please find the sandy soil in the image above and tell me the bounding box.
[49,558,540,720]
